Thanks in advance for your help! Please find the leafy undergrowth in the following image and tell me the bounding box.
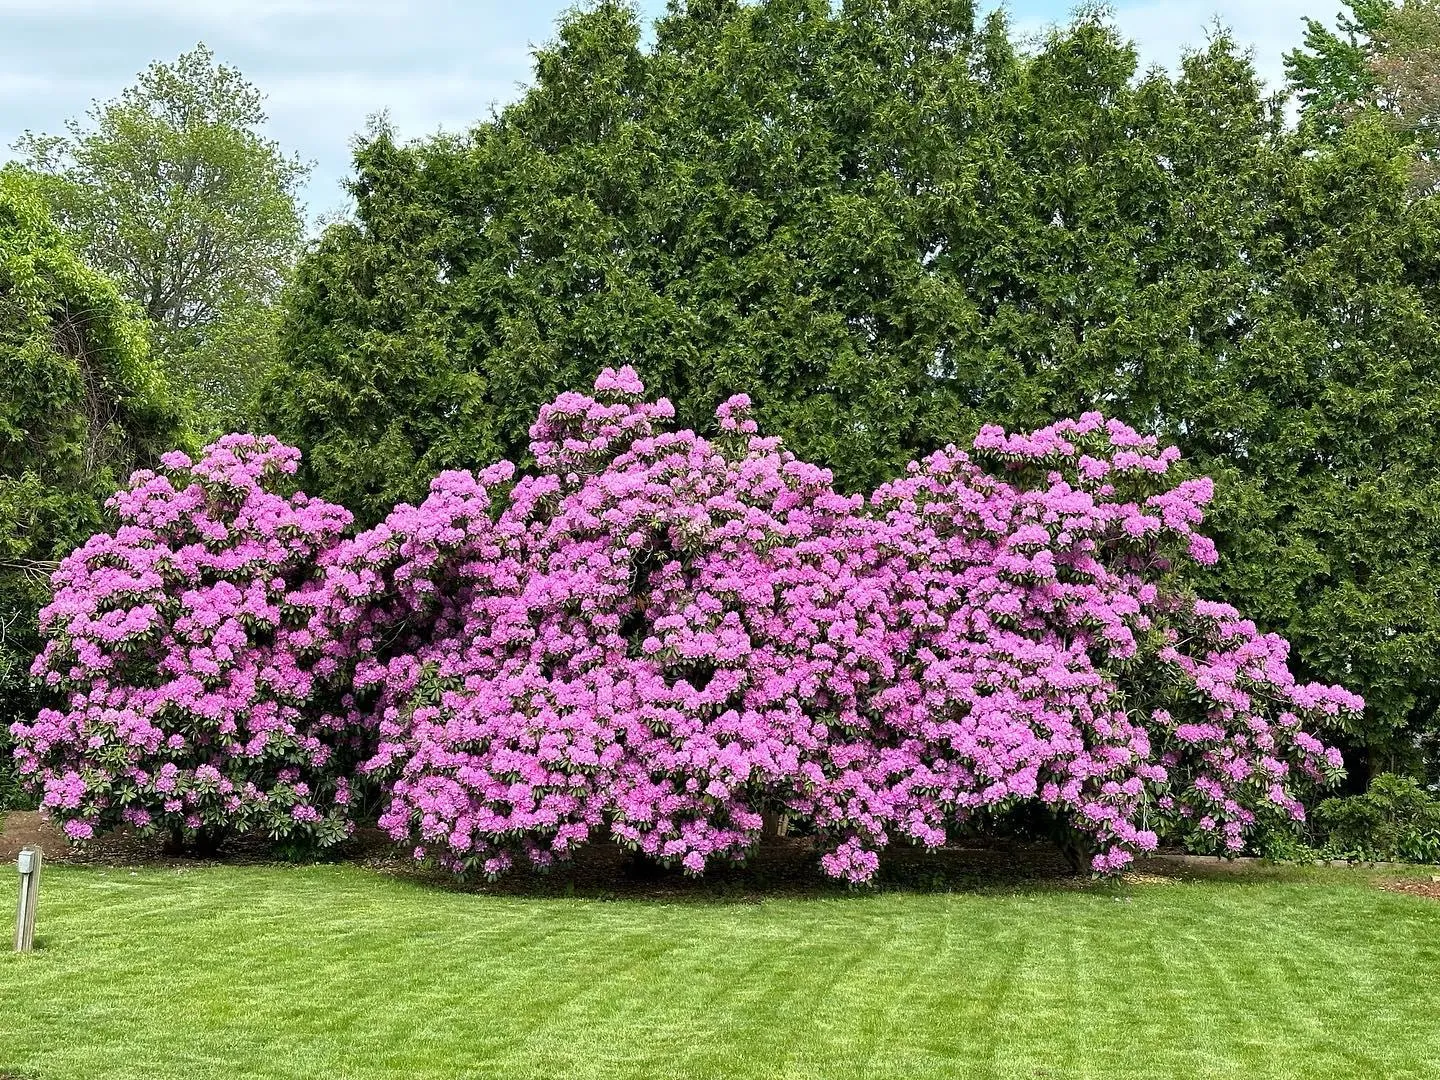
[1,859,1438,1080]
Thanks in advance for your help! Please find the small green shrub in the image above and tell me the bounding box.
[1247,822,1324,864]
[1313,774,1440,863]
[0,726,35,812]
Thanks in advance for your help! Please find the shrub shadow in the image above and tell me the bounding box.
[359,836,1120,904]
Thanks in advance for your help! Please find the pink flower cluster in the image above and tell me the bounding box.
[11,374,1358,877]
[300,370,1358,881]
[9,436,362,848]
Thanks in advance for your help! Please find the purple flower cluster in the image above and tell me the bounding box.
[10,436,361,848]
[303,371,1359,881]
[11,374,1358,878]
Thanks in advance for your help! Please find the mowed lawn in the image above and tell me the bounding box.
[2,859,1439,1080]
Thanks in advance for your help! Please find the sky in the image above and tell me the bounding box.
[0,0,1330,222]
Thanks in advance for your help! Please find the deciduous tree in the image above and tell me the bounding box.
[13,44,309,433]
[0,172,181,799]
[1287,1,1440,190]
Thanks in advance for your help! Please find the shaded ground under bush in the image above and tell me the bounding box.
[4,809,1437,902]
[0,809,1078,897]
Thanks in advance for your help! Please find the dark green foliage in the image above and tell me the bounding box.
[264,0,1440,777]
[0,171,183,789]
[265,0,1015,518]
[1314,774,1440,862]
[0,728,31,811]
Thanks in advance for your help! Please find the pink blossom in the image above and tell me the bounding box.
[11,435,364,850]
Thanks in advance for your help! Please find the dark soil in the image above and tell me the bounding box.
[358,835,1096,902]
[0,811,59,864]
[0,810,323,869]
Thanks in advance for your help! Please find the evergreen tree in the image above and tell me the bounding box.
[264,0,1440,778]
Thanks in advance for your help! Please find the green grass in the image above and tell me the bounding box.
[1,862,1438,1080]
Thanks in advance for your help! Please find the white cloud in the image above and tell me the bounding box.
[262,69,520,114]
[0,1,557,220]
[0,72,70,94]
[0,0,408,16]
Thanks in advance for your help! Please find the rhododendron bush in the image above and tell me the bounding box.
[10,436,361,851]
[11,370,1360,877]
[305,369,1357,880]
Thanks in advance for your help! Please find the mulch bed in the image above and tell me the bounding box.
[0,811,54,864]
[0,810,325,869]
[1378,877,1440,901]
[372,836,1090,901]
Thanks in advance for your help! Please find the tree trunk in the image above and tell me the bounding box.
[162,824,224,859]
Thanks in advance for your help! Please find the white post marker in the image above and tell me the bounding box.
[14,846,41,953]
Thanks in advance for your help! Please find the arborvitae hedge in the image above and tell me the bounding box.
[263,1,1440,780]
